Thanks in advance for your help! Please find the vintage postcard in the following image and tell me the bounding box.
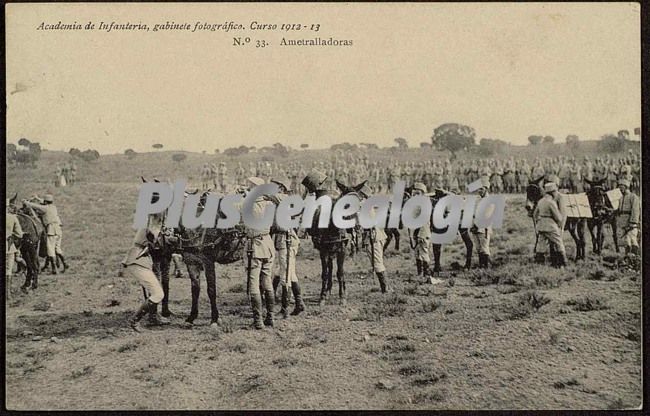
[5,2,642,411]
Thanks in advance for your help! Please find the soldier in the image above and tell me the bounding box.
[410,182,432,281]
[244,177,277,329]
[269,177,306,318]
[470,176,492,268]
[68,159,77,185]
[616,179,640,255]
[568,159,582,193]
[6,199,24,298]
[359,185,389,293]
[218,161,228,193]
[533,183,567,268]
[122,210,170,332]
[235,162,246,187]
[200,163,212,190]
[23,194,67,275]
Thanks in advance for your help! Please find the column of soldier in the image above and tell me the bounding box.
[201,150,641,196]
[53,160,77,187]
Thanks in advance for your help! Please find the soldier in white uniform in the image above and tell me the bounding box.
[269,177,306,318]
[359,185,389,293]
[411,182,432,280]
[533,182,567,268]
[616,178,640,255]
[244,177,277,329]
[6,200,24,298]
[471,176,492,268]
[122,210,170,332]
[24,194,67,274]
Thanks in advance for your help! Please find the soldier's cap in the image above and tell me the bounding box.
[618,178,631,187]
[220,161,225,165]
[412,182,427,193]
[271,177,292,191]
[544,182,558,193]
[301,170,328,192]
[546,174,560,185]
[479,176,490,188]
[247,176,265,187]
[43,194,54,203]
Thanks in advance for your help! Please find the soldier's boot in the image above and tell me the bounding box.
[49,256,58,275]
[338,275,347,306]
[483,254,491,268]
[147,303,171,326]
[290,281,305,316]
[416,259,422,276]
[534,253,545,264]
[631,245,640,256]
[263,289,274,327]
[130,300,154,333]
[250,294,264,330]
[376,271,387,294]
[278,285,290,319]
[558,252,568,269]
[56,254,68,273]
[272,275,281,302]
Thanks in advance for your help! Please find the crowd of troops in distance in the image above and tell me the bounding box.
[53,160,77,187]
[199,150,641,195]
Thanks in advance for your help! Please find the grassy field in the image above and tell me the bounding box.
[5,149,642,410]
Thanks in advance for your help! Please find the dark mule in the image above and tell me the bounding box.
[171,189,246,325]
[525,176,587,261]
[584,178,619,255]
[8,194,42,292]
[306,180,365,306]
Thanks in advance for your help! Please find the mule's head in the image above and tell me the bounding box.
[7,192,18,213]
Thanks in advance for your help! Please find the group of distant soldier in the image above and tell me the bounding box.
[54,160,77,187]
[196,150,641,196]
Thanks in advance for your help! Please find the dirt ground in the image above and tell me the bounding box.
[5,155,642,410]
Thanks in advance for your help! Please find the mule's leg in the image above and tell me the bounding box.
[611,218,619,253]
[566,222,580,262]
[587,220,597,253]
[326,255,334,298]
[576,221,584,260]
[186,262,202,324]
[319,251,328,305]
[393,230,400,251]
[460,229,473,270]
[159,256,172,317]
[432,244,442,273]
[204,260,219,325]
[21,248,33,291]
[336,249,346,305]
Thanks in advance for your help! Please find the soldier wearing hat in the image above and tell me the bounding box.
[244,176,277,329]
[359,185,389,293]
[269,177,306,318]
[122,209,170,332]
[470,176,493,268]
[6,198,24,298]
[616,178,640,255]
[411,182,432,280]
[533,182,567,267]
[24,194,67,274]
[218,161,229,193]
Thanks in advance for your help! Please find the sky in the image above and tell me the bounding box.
[6,3,641,154]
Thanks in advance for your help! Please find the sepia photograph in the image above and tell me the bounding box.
[4,2,643,410]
